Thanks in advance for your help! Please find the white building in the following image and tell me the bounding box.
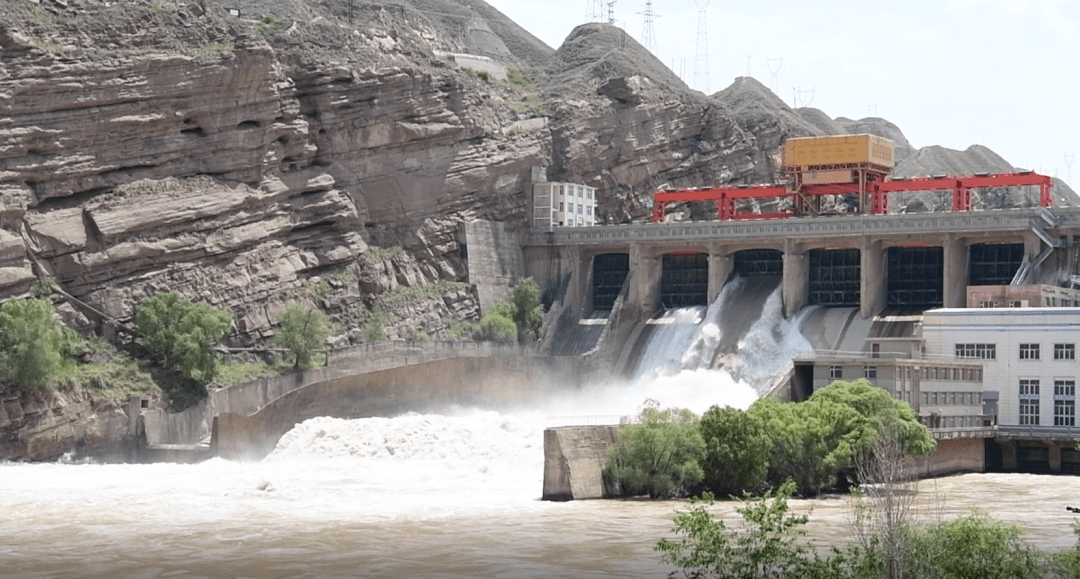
[531,182,597,228]
[921,308,1080,430]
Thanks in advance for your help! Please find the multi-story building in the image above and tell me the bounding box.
[792,306,1080,474]
[967,284,1080,308]
[531,182,597,228]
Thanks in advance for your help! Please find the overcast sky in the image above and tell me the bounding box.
[487,0,1078,189]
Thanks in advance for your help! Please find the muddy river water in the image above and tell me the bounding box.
[5,407,1080,579]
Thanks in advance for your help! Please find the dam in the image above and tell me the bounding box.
[524,206,1080,319]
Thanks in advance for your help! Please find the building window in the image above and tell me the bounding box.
[1055,379,1076,426]
[979,300,994,308]
[829,365,842,380]
[1019,343,1040,360]
[1020,378,1040,425]
[559,202,564,212]
[864,365,877,380]
[1010,300,1023,307]
[871,343,880,358]
[1056,344,1076,360]
[955,343,996,360]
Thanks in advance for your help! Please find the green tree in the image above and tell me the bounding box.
[0,297,73,390]
[699,405,771,498]
[272,303,334,370]
[750,395,860,497]
[509,277,542,343]
[656,480,840,579]
[605,407,705,499]
[479,303,517,343]
[749,380,935,497]
[810,379,936,456]
[137,292,232,382]
[904,509,1050,579]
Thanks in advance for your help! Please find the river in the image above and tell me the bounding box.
[5,406,1080,578]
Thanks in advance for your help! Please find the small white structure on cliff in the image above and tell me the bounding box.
[532,181,597,228]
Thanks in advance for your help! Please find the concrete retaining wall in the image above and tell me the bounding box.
[915,438,985,477]
[141,342,528,447]
[542,425,621,501]
[215,356,590,460]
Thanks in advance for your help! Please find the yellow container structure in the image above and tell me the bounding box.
[782,134,895,169]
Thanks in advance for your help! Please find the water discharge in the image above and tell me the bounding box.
[4,275,1054,578]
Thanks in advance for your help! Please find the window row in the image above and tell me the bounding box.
[555,186,594,200]
[921,414,989,429]
[921,391,983,407]
[556,202,593,215]
[955,343,996,360]
[1017,343,1075,360]
[918,366,982,382]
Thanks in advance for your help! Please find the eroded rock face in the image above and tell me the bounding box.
[0,384,134,461]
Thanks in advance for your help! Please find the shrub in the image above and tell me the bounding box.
[605,407,705,499]
[656,480,839,578]
[479,304,517,343]
[136,292,232,383]
[271,303,334,370]
[0,297,74,390]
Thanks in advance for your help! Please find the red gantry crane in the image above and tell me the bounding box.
[651,135,1055,222]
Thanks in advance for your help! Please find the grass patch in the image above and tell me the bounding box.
[69,339,157,401]
[186,42,234,57]
[148,3,173,15]
[508,94,547,116]
[362,245,403,263]
[506,67,534,91]
[358,308,390,342]
[30,39,66,53]
[17,3,55,28]
[443,319,479,341]
[254,15,289,36]
[215,360,282,386]
[381,281,467,305]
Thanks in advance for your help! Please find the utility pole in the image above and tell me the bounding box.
[693,0,710,93]
[639,0,658,55]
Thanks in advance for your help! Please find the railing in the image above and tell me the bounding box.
[526,206,1080,247]
[792,349,974,363]
[996,424,1080,440]
[545,415,633,427]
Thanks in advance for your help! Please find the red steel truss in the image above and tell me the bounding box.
[650,171,1054,222]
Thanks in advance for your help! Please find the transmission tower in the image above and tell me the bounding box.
[605,0,617,23]
[639,0,658,55]
[1066,153,1075,188]
[795,87,815,108]
[587,0,604,22]
[693,0,710,93]
[765,57,782,95]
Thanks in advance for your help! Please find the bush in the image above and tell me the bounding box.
[605,407,705,499]
[0,297,74,390]
[510,277,542,343]
[699,405,770,498]
[656,480,839,579]
[903,509,1050,579]
[136,292,232,383]
[358,308,389,342]
[479,304,517,343]
[271,303,334,370]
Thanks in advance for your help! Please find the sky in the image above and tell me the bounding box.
[486,0,1078,189]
